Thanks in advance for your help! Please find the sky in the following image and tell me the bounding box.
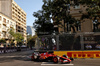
[14,0,43,26]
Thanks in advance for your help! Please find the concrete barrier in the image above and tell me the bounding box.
[54,51,100,58]
[0,47,28,54]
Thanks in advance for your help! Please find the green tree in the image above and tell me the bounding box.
[33,0,100,33]
[27,35,37,49]
[77,0,100,31]
[14,32,24,46]
[8,28,16,45]
[33,10,54,35]
[0,39,6,43]
[79,0,100,18]
[42,0,100,33]
[42,0,80,33]
[9,28,24,46]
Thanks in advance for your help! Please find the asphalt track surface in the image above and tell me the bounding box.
[0,50,100,66]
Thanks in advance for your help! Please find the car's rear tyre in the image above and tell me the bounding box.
[70,57,74,61]
[53,57,58,63]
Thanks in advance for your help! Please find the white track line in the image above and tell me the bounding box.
[41,64,74,65]
[0,55,32,58]
[41,62,74,65]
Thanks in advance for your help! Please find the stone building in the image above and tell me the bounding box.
[0,0,27,46]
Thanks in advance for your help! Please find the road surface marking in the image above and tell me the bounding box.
[33,62,41,64]
[41,62,74,65]
[0,56,26,58]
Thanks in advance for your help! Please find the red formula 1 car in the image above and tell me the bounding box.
[31,52,72,63]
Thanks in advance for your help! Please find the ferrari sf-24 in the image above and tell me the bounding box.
[31,52,73,63]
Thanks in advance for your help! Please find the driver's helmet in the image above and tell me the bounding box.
[63,54,67,57]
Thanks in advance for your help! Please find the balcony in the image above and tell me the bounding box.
[2,36,8,39]
[3,22,6,26]
[2,28,6,32]
[10,24,13,28]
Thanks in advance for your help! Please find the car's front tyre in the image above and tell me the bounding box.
[53,57,58,63]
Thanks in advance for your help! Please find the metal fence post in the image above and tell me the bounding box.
[80,34,84,50]
[35,37,40,50]
[56,35,59,51]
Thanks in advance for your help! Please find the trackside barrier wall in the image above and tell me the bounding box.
[0,47,28,54]
[54,51,100,58]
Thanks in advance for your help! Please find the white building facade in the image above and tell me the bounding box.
[0,13,16,39]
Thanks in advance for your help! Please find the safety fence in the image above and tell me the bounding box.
[54,51,100,58]
[36,32,100,50]
[0,47,28,54]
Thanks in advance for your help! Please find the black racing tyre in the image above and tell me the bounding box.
[67,61,70,64]
[53,57,58,63]
[70,57,74,61]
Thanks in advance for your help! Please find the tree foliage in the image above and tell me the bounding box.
[33,0,100,33]
[9,28,15,39]
[73,0,100,19]
[27,35,38,48]
[9,28,24,45]
[33,10,54,35]
[42,0,100,32]
[42,0,80,32]
[14,32,24,45]
[0,39,6,43]
[8,28,16,44]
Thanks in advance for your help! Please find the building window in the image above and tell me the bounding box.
[0,16,2,21]
[0,24,1,28]
[3,18,6,22]
[18,15,20,18]
[7,20,9,24]
[2,32,6,37]
[15,9,17,12]
[18,12,20,14]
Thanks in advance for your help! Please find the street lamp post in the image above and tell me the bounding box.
[56,35,59,50]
